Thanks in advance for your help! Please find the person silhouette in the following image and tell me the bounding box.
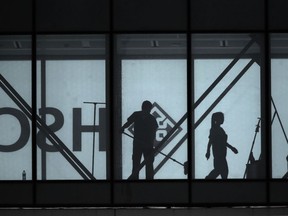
[205,112,238,179]
[122,100,158,180]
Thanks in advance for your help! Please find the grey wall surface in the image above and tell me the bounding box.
[0,0,285,32]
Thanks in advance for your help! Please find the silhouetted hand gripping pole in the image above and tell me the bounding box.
[243,117,261,179]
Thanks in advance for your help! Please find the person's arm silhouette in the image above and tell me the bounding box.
[226,143,238,154]
[205,140,212,160]
[121,120,132,133]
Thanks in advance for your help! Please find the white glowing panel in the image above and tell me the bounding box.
[37,60,106,180]
[0,61,32,180]
[121,59,187,179]
[194,59,261,179]
[271,59,288,178]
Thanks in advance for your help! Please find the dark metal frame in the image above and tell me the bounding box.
[1,0,288,208]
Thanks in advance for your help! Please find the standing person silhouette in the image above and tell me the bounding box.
[122,101,158,180]
[205,112,238,179]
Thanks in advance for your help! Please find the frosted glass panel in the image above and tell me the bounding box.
[36,35,107,180]
[0,35,32,180]
[271,59,288,178]
[194,59,261,179]
[121,60,187,179]
[192,34,263,179]
[271,33,288,179]
[37,60,106,180]
[116,34,187,180]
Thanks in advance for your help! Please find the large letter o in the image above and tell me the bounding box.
[0,108,30,152]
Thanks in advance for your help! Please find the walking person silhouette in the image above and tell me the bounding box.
[122,101,158,180]
[205,112,238,179]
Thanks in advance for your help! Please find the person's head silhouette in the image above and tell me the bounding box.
[142,100,153,113]
[211,112,224,127]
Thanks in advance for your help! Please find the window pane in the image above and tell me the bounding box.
[0,35,32,180]
[115,34,187,180]
[271,33,288,179]
[37,35,108,180]
[192,34,264,179]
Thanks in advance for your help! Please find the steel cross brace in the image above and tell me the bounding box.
[128,37,257,179]
[0,74,96,180]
